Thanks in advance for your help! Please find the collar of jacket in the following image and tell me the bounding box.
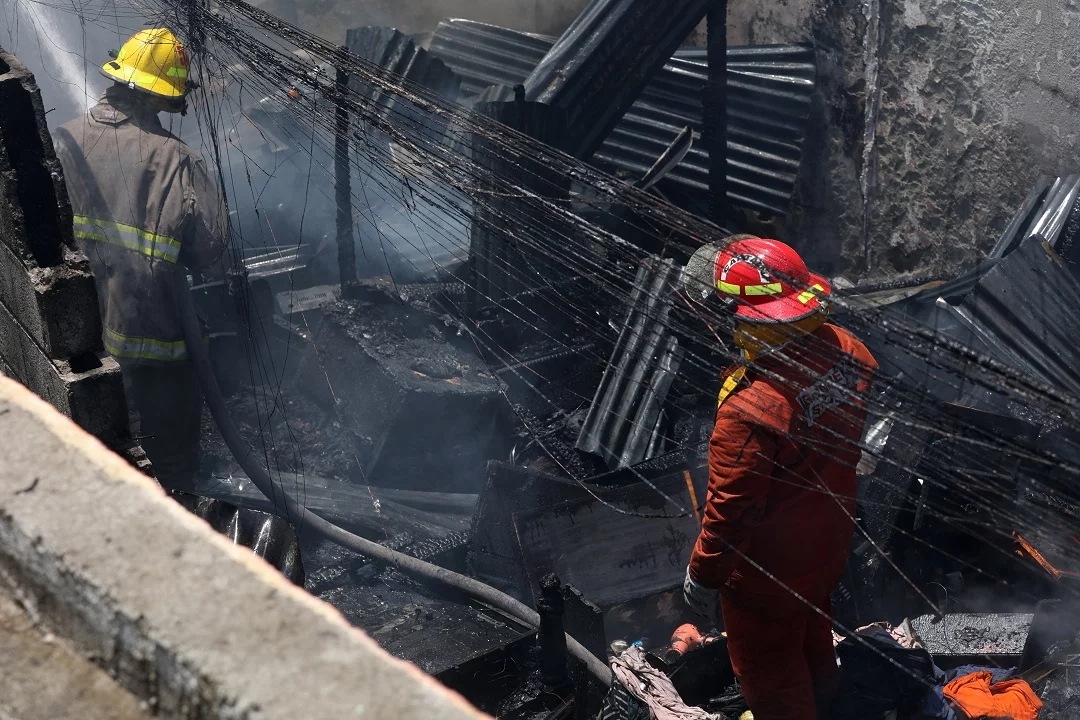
[744,324,838,393]
[90,88,163,128]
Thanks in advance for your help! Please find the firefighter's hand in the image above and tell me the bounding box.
[683,566,720,626]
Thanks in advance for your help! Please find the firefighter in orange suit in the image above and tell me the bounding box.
[680,237,878,720]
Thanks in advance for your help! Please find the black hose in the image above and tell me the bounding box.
[175,283,613,688]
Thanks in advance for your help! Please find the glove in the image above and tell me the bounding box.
[683,566,720,627]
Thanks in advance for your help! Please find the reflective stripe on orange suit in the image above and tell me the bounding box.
[688,323,878,720]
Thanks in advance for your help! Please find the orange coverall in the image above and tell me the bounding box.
[688,323,878,720]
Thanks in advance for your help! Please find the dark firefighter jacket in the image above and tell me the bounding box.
[688,323,878,595]
[53,87,226,364]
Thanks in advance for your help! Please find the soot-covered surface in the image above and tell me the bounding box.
[200,387,368,483]
[302,536,532,674]
[296,297,510,493]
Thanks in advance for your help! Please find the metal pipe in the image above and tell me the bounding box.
[335,46,356,289]
[173,283,613,688]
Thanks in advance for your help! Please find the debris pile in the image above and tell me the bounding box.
[7,0,1080,714]
[182,2,1080,710]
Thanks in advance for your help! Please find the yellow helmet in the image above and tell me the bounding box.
[101,28,190,99]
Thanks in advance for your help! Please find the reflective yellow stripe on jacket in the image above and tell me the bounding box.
[72,215,182,263]
[717,366,747,409]
[104,326,189,361]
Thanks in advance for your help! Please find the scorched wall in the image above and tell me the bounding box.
[727,0,1080,281]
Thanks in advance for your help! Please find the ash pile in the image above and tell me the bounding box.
[184,1,1080,717]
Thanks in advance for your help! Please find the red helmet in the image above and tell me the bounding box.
[684,237,830,323]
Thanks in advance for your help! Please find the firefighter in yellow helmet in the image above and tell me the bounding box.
[53,28,227,492]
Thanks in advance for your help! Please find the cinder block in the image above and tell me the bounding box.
[0,237,101,359]
[911,613,1032,669]
[0,51,74,269]
[0,295,126,446]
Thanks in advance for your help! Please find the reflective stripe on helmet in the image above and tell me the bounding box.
[717,280,784,296]
[104,326,189,361]
[797,284,826,304]
[72,215,182,263]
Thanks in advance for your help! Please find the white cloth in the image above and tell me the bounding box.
[610,646,723,720]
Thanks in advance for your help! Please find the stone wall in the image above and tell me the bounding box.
[0,48,128,447]
[726,0,1080,282]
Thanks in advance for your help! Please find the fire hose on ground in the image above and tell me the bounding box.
[174,283,613,688]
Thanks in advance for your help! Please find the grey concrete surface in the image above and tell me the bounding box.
[726,0,1080,281]
[0,375,491,720]
[0,232,102,361]
[0,590,151,720]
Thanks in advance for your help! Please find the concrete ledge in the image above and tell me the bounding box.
[0,295,126,445]
[0,375,490,719]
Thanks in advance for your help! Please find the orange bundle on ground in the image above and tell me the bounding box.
[942,670,1042,720]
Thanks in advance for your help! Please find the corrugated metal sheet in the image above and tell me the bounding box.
[990,174,1080,260]
[958,236,1080,401]
[343,28,471,277]
[345,26,463,118]
[865,235,1080,413]
[857,175,1080,411]
[517,0,712,160]
[576,258,683,469]
[428,19,816,216]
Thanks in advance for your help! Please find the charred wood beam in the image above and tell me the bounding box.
[706,0,727,222]
[466,88,569,318]
[538,574,571,689]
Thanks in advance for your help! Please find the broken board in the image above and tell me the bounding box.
[511,468,706,607]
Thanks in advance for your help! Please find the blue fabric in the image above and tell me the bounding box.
[921,665,1017,719]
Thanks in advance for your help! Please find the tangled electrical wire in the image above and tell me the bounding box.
[14,0,1080,697]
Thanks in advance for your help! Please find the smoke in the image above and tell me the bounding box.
[178,75,468,284]
[0,0,130,124]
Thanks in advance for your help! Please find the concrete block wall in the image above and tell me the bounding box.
[0,48,128,447]
[0,375,491,720]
